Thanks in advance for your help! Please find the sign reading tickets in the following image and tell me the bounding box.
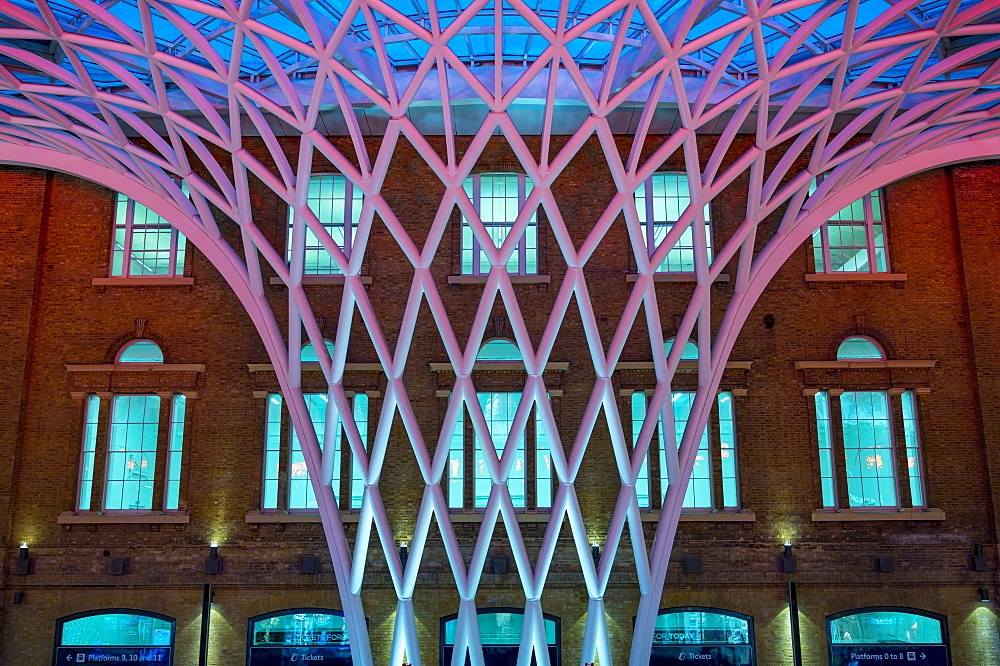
[54,647,171,663]
[247,645,353,665]
[830,645,949,666]
[650,645,754,665]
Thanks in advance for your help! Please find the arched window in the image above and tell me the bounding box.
[55,610,174,663]
[248,609,352,665]
[301,340,337,363]
[111,192,187,278]
[809,179,889,274]
[813,338,927,509]
[635,172,712,273]
[828,608,948,664]
[666,337,699,361]
[837,336,885,360]
[462,173,538,276]
[440,608,559,666]
[116,339,164,363]
[287,174,363,275]
[446,340,552,511]
[77,340,187,514]
[653,607,754,665]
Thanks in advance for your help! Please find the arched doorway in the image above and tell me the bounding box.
[440,608,560,666]
[54,609,174,665]
[827,608,950,665]
[651,607,755,665]
[247,608,353,665]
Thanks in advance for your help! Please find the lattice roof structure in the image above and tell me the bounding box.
[0,0,998,664]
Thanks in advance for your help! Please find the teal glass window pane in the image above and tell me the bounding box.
[837,337,884,360]
[810,186,889,274]
[350,394,369,510]
[631,393,651,509]
[475,392,525,509]
[164,395,186,511]
[477,339,522,361]
[77,395,101,511]
[718,392,739,509]
[654,610,751,645]
[814,392,836,508]
[636,173,713,273]
[111,193,186,278]
[448,405,465,510]
[252,612,349,646]
[262,394,283,510]
[301,340,336,363]
[61,613,173,647]
[105,395,160,511]
[117,340,163,363]
[289,394,335,509]
[461,173,537,276]
[841,391,897,508]
[661,393,711,509]
[443,614,557,647]
[535,405,552,510]
[287,174,362,276]
[830,611,944,645]
[901,391,925,508]
[665,338,699,361]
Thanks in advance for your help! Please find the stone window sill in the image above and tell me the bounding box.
[66,363,205,373]
[92,277,194,286]
[245,511,555,524]
[429,361,569,372]
[811,508,945,521]
[640,510,756,522]
[626,273,730,283]
[805,273,907,282]
[448,275,550,284]
[269,276,372,286]
[58,511,190,524]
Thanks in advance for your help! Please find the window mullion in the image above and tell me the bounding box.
[92,393,113,511]
[279,393,291,512]
[517,174,527,275]
[709,393,724,511]
[821,223,832,274]
[644,179,654,266]
[472,175,482,276]
[121,199,136,277]
[344,181,353,260]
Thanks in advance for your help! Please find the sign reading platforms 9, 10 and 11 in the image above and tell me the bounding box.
[54,647,171,663]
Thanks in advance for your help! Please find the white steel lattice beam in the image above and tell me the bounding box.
[0,0,998,663]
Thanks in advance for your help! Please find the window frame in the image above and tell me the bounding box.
[286,173,363,276]
[810,183,890,275]
[635,172,713,274]
[461,172,538,276]
[652,606,756,664]
[110,192,187,279]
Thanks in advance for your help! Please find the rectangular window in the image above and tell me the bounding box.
[288,174,363,275]
[289,394,335,510]
[901,391,926,508]
[111,193,187,277]
[163,395,186,511]
[810,188,888,274]
[635,173,712,273]
[105,395,160,511]
[262,394,283,511]
[631,392,651,510]
[535,407,552,510]
[448,407,465,510]
[77,395,100,512]
[815,391,837,508]
[841,391,896,508]
[475,392,526,509]
[632,391,737,511]
[349,393,370,511]
[462,173,537,276]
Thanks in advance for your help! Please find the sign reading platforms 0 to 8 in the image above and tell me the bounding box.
[830,645,949,665]
[55,647,171,663]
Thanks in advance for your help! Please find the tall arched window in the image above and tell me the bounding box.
[76,340,188,513]
[447,339,553,510]
[55,610,174,664]
[635,172,712,273]
[813,337,927,510]
[461,173,538,276]
[287,174,363,275]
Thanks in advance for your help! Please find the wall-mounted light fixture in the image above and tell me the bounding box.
[399,541,409,570]
[591,542,601,563]
[15,542,33,576]
[780,541,797,573]
[970,543,988,571]
[204,541,225,575]
[979,588,990,603]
